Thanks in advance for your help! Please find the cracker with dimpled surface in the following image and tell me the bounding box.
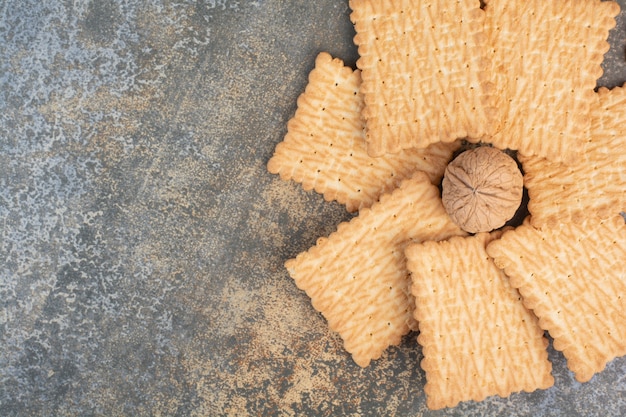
[483,0,620,162]
[285,172,466,367]
[349,0,497,156]
[267,52,460,212]
[406,232,553,410]
[487,215,626,382]
[520,84,626,228]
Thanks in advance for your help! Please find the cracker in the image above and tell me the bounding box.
[349,0,496,156]
[406,232,553,409]
[486,215,626,382]
[285,172,466,367]
[483,0,620,163]
[268,52,460,212]
[520,84,626,228]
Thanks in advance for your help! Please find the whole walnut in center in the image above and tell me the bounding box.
[442,146,523,234]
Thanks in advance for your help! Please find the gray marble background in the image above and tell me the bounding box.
[1,1,626,416]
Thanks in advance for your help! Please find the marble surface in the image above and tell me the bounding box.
[1,1,626,416]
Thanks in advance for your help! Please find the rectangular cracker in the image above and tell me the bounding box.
[268,52,460,212]
[349,0,496,156]
[406,232,553,410]
[486,215,626,382]
[285,172,466,367]
[520,84,626,228]
[483,0,619,163]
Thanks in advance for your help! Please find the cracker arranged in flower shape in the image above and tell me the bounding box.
[487,215,626,383]
[407,233,553,409]
[349,0,497,156]
[268,52,460,212]
[483,0,619,162]
[267,0,626,411]
[285,173,466,367]
[520,85,626,228]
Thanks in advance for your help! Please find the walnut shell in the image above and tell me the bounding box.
[442,147,523,233]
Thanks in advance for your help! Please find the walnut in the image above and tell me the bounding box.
[442,146,523,233]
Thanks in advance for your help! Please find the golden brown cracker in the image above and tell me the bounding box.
[483,0,620,162]
[486,215,626,382]
[285,172,466,367]
[406,232,553,410]
[349,0,496,156]
[267,52,460,212]
[521,84,626,228]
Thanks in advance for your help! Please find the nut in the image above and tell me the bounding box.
[442,146,523,233]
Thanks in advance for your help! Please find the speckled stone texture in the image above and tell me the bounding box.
[1,1,626,416]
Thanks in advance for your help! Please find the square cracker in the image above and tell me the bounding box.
[349,0,496,156]
[487,215,626,382]
[520,84,626,228]
[268,52,460,212]
[406,232,553,410]
[483,0,619,163]
[285,172,466,367]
